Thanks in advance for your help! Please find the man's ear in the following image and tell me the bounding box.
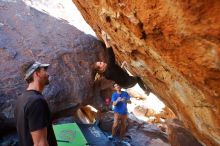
[34,69,41,77]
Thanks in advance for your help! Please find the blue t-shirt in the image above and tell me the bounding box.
[111,91,131,115]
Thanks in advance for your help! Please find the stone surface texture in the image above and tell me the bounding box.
[72,0,220,145]
[99,111,170,146]
[0,0,105,132]
[166,119,203,146]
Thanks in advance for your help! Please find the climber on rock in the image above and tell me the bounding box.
[93,31,151,95]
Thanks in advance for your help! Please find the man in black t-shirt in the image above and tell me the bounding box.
[15,61,57,146]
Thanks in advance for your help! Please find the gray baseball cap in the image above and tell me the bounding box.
[24,61,49,81]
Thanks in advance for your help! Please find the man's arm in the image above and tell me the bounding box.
[126,94,131,104]
[121,61,128,68]
[112,97,123,106]
[31,128,49,146]
[123,92,131,104]
[112,93,123,106]
[27,99,51,146]
[107,47,116,64]
[101,31,111,48]
[101,31,116,64]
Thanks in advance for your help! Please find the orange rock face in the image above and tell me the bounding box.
[72,0,220,145]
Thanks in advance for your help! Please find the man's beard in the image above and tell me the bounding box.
[41,76,49,86]
[44,78,49,85]
[44,76,49,85]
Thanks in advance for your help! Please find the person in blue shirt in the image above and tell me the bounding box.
[108,83,131,144]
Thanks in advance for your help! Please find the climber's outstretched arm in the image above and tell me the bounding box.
[101,31,111,48]
[121,61,128,69]
[101,31,116,64]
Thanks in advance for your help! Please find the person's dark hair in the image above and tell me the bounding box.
[20,61,39,83]
[92,62,98,71]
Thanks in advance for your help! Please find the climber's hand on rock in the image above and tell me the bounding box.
[145,88,151,96]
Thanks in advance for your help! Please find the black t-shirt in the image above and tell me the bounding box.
[104,47,132,87]
[15,90,57,146]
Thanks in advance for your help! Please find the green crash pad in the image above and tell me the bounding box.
[53,123,88,146]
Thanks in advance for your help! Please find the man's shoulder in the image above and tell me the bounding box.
[112,92,118,96]
[24,90,43,98]
[21,90,46,105]
[122,91,130,98]
[112,92,118,99]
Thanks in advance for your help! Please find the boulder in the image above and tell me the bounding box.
[0,0,106,133]
[99,111,170,146]
[72,0,220,145]
[166,119,203,146]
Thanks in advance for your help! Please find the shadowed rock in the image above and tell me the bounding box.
[0,0,106,133]
[166,119,203,146]
[99,111,170,146]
